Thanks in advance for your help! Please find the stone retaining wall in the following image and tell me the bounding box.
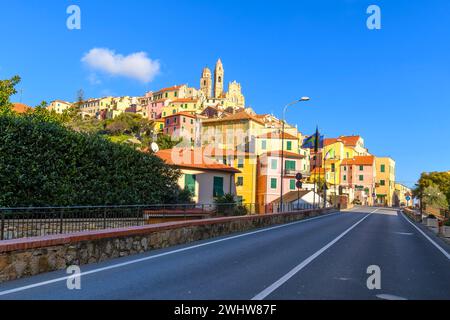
[403,208,422,222]
[0,208,336,283]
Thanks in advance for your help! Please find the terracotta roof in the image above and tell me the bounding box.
[341,155,375,166]
[202,111,265,125]
[325,136,361,147]
[205,148,253,157]
[171,98,198,103]
[155,85,183,93]
[257,131,298,140]
[261,151,305,159]
[310,167,328,174]
[272,190,313,204]
[12,103,32,114]
[155,148,241,173]
[165,111,197,118]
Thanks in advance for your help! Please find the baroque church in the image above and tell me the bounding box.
[199,59,246,111]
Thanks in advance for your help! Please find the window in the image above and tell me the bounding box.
[359,175,364,181]
[184,174,196,194]
[343,174,347,181]
[237,176,244,186]
[270,178,277,189]
[381,164,385,173]
[287,141,292,151]
[190,119,194,125]
[261,140,267,150]
[290,179,296,190]
[237,158,244,168]
[271,159,278,170]
[285,160,296,172]
[159,124,163,130]
[380,180,386,186]
[165,93,168,98]
[172,109,176,114]
[183,117,186,123]
[174,92,178,97]
[346,152,350,158]
[213,177,224,197]
[359,165,364,171]
[331,163,335,172]
[166,119,170,125]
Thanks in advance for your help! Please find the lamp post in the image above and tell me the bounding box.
[280,97,310,212]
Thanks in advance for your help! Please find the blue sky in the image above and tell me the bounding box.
[1,0,450,187]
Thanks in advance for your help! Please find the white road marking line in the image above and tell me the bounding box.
[251,209,378,300]
[0,211,343,296]
[393,232,414,236]
[400,212,450,260]
[376,293,407,300]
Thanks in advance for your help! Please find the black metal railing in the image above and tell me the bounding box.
[0,202,333,241]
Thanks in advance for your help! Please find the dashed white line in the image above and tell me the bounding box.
[252,209,378,300]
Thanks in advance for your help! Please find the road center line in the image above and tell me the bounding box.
[0,211,341,296]
[400,212,450,260]
[251,209,377,300]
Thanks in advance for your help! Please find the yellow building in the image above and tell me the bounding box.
[47,100,72,114]
[201,111,266,150]
[375,157,396,206]
[394,183,413,207]
[153,118,165,134]
[162,98,201,117]
[205,148,257,204]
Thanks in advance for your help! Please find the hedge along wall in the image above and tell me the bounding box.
[0,114,183,207]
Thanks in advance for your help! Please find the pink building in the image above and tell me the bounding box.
[164,112,198,144]
[256,151,306,207]
[340,155,376,206]
[140,92,167,120]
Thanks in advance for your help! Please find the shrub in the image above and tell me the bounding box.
[427,214,437,219]
[444,220,450,227]
[0,114,189,207]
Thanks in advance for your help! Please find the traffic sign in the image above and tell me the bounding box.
[295,173,303,180]
[406,196,411,201]
[296,181,303,189]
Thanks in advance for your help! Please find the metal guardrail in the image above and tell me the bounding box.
[0,202,330,241]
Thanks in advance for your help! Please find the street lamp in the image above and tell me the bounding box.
[280,97,310,211]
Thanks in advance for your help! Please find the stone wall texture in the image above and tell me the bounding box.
[0,208,335,283]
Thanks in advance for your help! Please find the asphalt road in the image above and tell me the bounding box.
[0,206,449,300]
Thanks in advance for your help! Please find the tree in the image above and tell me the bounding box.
[0,113,191,206]
[156,134,183,150]
[422,184,449,210]
[0,75,21,114]
[413,171,450,209]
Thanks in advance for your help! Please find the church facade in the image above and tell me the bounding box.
[200,59,245,110]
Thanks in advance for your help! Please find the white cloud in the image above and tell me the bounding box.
[82,48,160,83]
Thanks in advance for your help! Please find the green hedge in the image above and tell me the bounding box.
[0,114,185,207]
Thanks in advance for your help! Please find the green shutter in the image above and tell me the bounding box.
[271,159,277,170]
[184,174,196,194]
[290,179,296,190]
[343,175,347,181]
[287,141,292,151]
[359,165,364,171]
[213,176,224,197]
[381,164,385,172]
[237,157,244,168]
[270,178,277,189]
[285,160,296,171]
[359,175,364,181]
[261,140,267,150]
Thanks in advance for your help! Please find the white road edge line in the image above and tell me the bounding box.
[0,210,343,296]
[400,212,450,260]
[251,208,378,300]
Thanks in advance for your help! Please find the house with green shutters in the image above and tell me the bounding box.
[156,148,240,204]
